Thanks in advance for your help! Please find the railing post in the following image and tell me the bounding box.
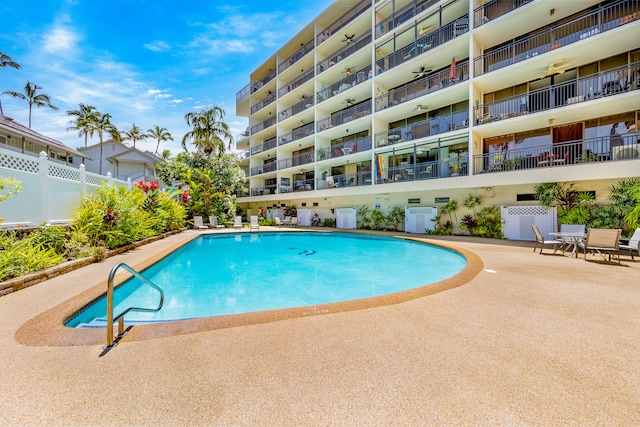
[38,151,49,224]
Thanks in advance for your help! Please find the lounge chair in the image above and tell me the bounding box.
[193,216,208,230]
[581,228,621,264]
[250,215,260,231]
[209,216,225,229]
[233,216,243,229]
[282,216,292,226]
[291,217,298,227]
[531,224,559,254]
[274,216,282,226]
[619,227,640,260]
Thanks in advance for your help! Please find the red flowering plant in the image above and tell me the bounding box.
[177,190,191,206]
[135,180,161,212]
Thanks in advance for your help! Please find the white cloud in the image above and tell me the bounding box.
[42,26,79,54]
[143,40,171,52]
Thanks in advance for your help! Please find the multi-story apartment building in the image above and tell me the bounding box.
[235,0,639,226]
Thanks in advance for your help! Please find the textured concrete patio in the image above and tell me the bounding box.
[1,229,639,426]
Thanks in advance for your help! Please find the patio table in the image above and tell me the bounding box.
[549,231,586,258]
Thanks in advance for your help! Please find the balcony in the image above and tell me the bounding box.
[279,39,314,74]
[317,136,372,160]
[474,0,639,76]
[375,111,469,148]
[474,62,640,125]
[473,131,640,174]
[317,100,372,133]
[251,92,276,115]
[251,184,278,196]
[250,161,277,177]
[316,65,372,104]
[316,0,371,46]
[473,0,534,28]
[278,69,315,98]
[250,137,277,155]
[278,152,315,170]
[376,16,468,74]
[317,31,372,74]
[320,169,373,189]
[375,61,469,111]
[250,116,277,135]
[279,97,314,122]
[279,122,316,146]
[251,69,277,94]
[376,0,440,38]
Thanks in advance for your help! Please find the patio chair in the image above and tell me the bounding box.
[233,216,243,229]
[250,215,260,231]
[531,224,559,254]
[192,216,208,230]
[282,216,292,225]
[209,215,225,229]
[581,228,622,264]
[619,227,640,260]
[274,216,282,226]
[291,217,298,227]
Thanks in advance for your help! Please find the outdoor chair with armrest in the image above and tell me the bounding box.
[233,216,243,229]
[209,216,225,229]
[192,216,208,230]
[581,228,622,264]
[531,224,560,254]
[250,215,260,231]
[619,227,640,260]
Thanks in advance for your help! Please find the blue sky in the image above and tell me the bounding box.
[0,0,332,154]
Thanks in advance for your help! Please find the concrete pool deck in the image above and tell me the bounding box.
[1,228,639,425]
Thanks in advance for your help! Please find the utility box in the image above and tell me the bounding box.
[405,206,438,233]
[297,209,311,226]
[501,205,557,241]
[336,208,357,229]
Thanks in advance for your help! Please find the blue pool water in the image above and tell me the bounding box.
[66,232,466,327]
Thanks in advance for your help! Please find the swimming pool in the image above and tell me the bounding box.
[66,232,467,327]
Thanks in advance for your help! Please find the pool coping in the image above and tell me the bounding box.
[15,229,483,347]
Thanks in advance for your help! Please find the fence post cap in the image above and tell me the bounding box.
[39,151,48,158]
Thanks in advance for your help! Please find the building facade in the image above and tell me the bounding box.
[235,0,640,224]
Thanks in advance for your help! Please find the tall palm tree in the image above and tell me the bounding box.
[160,149,172,160]
[66,103,98,148]
[0,51,21,116]
[2,81,58,128]
[122,123,149,148]
[88,112,120,175]
[181,106,233,156]
[148,125,173,155]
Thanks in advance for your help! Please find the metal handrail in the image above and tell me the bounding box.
[105,262,164,349]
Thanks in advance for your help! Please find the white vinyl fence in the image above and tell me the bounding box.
[0,149,130,227]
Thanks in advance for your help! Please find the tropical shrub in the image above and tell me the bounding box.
[0,234,64,281]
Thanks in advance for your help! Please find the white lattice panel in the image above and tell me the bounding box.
[86,174,104,185]
[501,205,557,241]
[503,205,551,217]
[0,152,39,174]
[49,164,81,181]
[405,206,438,233]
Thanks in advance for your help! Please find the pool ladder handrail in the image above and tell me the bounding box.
[105,262,164,350]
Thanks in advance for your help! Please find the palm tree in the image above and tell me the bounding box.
[0,51,21,116]
[2,81,58,128]
[66,103,98,148]
[148,125,173,155]
[181,106,233,156]
[160,149,171,160]
[121,123,149,148]
[88,112,120,175]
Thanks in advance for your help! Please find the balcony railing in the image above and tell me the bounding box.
[376,0,440,38]
[279,122,316,146]
[473,131,640,174]
[235,130,249,143]
[375,61,469,112]
[376,15,468,74]
[251,184,278,196]
[374,111,469,148]
[316,0,371,46]
[250,137,277,155]
[278,69,315,98]
[292,178,315,192]
[317,100,372,133]
[379,160,454,183]
[278,152,315,170]
[474,0,638,76]
[317,31,372,75]
[473,0,534,28]
[251,92,276,115]
[319,170,373,189]
[279,39,315,74]
[474,62,640,125]
[236,83,251,101]
[316,65,372,104]
[251,69,277,94]
[250,116,277,135]
[279,97,314,122]
[317,136,372,160]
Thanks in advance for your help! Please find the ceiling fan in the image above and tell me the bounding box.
[342,33,355,43]
[413,66,432,79]
[539,60,570,78]
[342,66,355,76]
[342,98,356,107]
